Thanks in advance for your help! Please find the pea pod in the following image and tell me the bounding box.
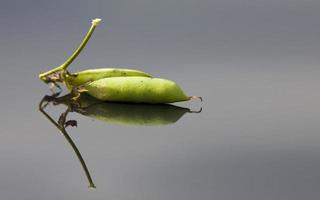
[84,76,201,103]
[64,68,152,90]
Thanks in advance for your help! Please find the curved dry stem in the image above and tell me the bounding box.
[39,18,102,82]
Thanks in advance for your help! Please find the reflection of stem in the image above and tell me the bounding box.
[39,18,102,82]
[39,97,96,189]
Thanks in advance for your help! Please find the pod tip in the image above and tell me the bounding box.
[91,18,102,26]
[189,96,203,102]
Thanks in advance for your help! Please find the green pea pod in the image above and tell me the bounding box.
[64,68,152,90]
[84,76,201,103]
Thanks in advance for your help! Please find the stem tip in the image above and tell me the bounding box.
[91,18,102,26]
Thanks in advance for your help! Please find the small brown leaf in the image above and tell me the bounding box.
[65,120,78,128]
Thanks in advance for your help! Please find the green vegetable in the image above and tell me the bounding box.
[38,18,202,104]
[84,76,201,103]
[64,68,152,90]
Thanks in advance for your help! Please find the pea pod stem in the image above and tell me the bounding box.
[39,18,102,82]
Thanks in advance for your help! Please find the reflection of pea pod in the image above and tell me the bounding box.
[78,102,198,126]
[85,77,201,103]
[64,68,152,90]
[50,94,199,126]
[51,93,101,108]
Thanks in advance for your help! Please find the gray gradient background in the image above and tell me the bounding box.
[1,0,320,199]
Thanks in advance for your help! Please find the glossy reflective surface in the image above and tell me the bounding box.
[1,0,320,199]
[38,93,202,189]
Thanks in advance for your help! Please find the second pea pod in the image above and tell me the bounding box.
[62,68,200,103]
[83,76,196,104]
